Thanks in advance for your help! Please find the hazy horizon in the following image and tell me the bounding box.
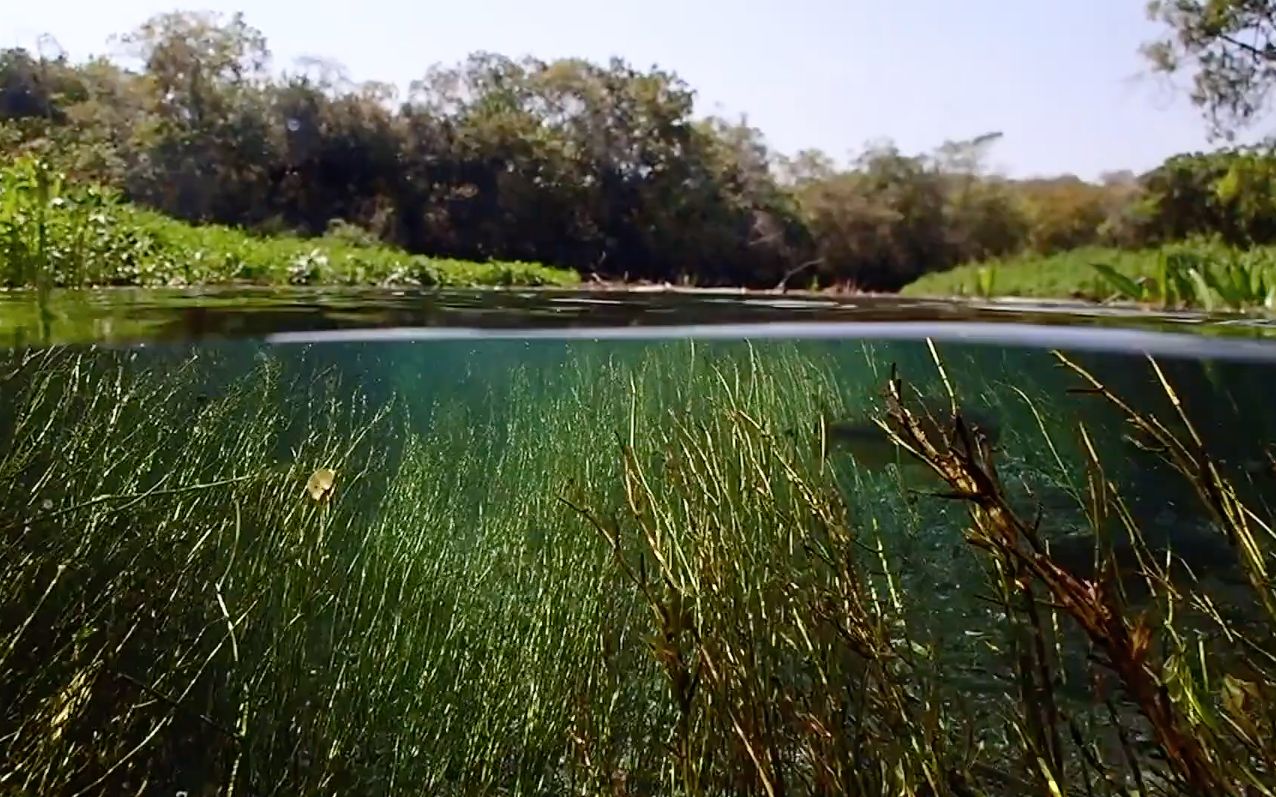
[5,0,1268,180]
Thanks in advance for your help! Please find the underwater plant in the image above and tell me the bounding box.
[0,338,1272,795]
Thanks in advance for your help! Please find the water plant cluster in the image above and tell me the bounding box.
[903,239,1276,312]
[0,157,578,290]
[0,339,1272,795]
[1089,250,1276,312]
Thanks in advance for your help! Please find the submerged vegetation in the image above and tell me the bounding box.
[1,337,1274,794]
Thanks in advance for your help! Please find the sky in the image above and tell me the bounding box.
[3,0,1262,180]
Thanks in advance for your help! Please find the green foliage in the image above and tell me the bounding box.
[1090,247,1276,311]
[6,10,1276,291]
[1125,148,1276,247]
[0,347,620,792]
[0,156,125,288]
[903,238,1276,312]
[904,246,1154,300]
[1144,0,1276,137]
[5,15,804,287]
[973,262,998,298]
[1015,175,1133,252]
[0,156,577,288]
[782,136,1033,290]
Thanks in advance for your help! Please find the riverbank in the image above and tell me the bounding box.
[7,154,1276,314]
[0,159,578,290]
[900,241,1276,311]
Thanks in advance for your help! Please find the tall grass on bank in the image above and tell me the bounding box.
[902,239,1276,312]
[0,157,578,289]
[0,338,1274,794]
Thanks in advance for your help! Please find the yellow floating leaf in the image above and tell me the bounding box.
[306,467,337,502]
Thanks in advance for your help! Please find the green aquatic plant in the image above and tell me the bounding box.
[0,337,1273,795]
[0,346,412,793]
[0,342,653,794]
[1089,248,1276,312]
[903,240,1276,312]
[561,346,977,795]
[874,343,1276,795]
[974,263,998,299]
[0,157,115,339]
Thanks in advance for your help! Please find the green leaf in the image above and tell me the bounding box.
[1202,265,1242,307]
[975,265,997,298]
[1187,268,1218,312]
[1089,262,1143,300]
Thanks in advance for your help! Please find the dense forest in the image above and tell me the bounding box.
[3,5,1276,290]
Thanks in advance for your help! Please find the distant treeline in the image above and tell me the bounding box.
[4,11,1276,290]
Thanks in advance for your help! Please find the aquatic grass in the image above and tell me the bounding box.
[0,340,659,794]
[0,340,1078,793]
[2,336,1276,795]
[558,342,996,795]
[0,345,412,793]
[0,157,110,292]
[877,342,1276,794]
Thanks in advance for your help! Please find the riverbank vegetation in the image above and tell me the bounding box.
[903,239,1276,311]
[0,156,576,288]
[5,6,1276,295]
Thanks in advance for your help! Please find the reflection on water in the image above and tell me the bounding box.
[6,284,1276,346]
[2,313,1276,794]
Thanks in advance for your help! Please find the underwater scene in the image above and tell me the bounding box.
[2,326,1276,796]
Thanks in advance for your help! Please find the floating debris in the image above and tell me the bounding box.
[305,467,337,502]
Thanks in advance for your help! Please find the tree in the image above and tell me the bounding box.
[1,47,61,121]
[934,132,1031,262]
[1145,0,1276,137]
[787,142,953,290]
[113,11,276,221]
[1014,176,1116,252]
[1128,146,1276,245]
[15,8,1276,292]
[267,70,403,237]
[115,11,269,129]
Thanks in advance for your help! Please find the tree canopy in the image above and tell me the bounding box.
[4,10,1276,290]
[1144,0,1276,137]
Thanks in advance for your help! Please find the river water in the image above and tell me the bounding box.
[1,288,1273,796]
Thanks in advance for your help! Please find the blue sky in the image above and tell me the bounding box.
[4,0,1259,179]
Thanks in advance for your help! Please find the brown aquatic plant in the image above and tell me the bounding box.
[875,341,1276,796]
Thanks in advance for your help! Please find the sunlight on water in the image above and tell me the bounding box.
[2,293,1276,795]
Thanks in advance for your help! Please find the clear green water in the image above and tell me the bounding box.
[2,288,1276,795]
